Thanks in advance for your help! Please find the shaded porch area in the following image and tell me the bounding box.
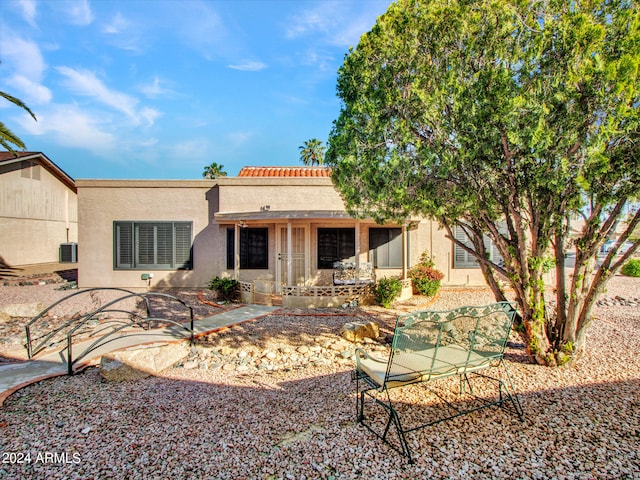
[215,209,417,307]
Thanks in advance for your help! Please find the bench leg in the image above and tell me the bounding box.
[499,361,525,421]
[358,385,415,463]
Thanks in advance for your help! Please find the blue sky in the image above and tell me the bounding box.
[0,0,392,179]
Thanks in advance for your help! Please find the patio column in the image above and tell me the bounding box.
[287,222,292,286]
[234,223,240,281]
[402,224,407,279]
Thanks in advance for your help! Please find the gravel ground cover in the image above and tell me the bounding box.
[0,275,639,479]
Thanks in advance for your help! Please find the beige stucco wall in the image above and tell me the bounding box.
[216,177,346,213]
[77,176,490,292]
[77,180,217,289]
[0,160,77,265]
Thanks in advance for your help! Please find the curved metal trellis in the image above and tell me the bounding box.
[25,288,143,359]
[24,289,194,376]
[65,292,194,375]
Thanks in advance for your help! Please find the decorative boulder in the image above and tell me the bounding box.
[0,303,45,318]
[99,343,189,382]
[339,321,380,343]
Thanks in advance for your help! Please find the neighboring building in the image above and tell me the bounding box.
[77,166,489,306]
[0,152,77,266]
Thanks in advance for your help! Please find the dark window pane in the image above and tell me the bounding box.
[227,227,268,269]
[227,228,235,269]
[241,228,268,269]
[369,228,402,268]
[318,228,355,269]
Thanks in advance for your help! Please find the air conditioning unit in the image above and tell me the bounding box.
[60,242,78,263]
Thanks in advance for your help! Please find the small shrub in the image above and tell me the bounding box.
[208,276,239,301]
[374,277,403,308]
[621,259,640,277]
[408,251,444,297]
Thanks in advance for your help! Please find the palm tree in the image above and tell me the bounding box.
[298,138,326,166]
[202,162,228,179]
[0,90,37,155]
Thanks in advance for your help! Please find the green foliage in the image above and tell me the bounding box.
[408,252,444,297]
[0,88,37,154]
[326,0,640,365]
[621,259,640,277]
[374,277,403,308]
[207,276,239,301]
[202,162,227,179]
[299,139,326,166]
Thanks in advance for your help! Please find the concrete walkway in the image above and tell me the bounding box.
[0,304,279,406]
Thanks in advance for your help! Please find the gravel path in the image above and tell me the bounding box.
[0,275,639,479]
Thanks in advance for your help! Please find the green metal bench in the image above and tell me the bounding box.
[354,302,524,462]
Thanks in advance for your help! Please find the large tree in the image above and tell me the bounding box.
[327,0,639,365]
[299,138,326,166]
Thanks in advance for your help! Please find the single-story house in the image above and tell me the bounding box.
[76,166,492,307]
[0,152,77,266]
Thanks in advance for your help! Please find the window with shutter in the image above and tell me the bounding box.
[453,225,504,269]
[175,223,192,269]
[115,222,133,269]
[114,221,192,270]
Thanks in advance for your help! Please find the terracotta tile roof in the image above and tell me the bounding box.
[237,166,331,177]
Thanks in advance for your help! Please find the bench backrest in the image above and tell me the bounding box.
[385,302,517,384]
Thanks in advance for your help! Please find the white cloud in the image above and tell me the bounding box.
[0,32,51,105]
[139,107,162,127]
[286,1,390,47]
[16,0,37,26]
[66,0,93,26]
[0,34,47,80]
[103,12,129,34]
[285,3,338,39]
[168,138,211,160]
[17,104,116,155]
[101,11,146,53]
[56,67,140,121]
[174,1,229,61]
[140,76,172,98]
[5,75,52,104]
[228,61,267,72]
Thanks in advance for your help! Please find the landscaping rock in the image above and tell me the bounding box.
[0,302,46,318]
[339,321,380,343]
[99,343,189,382]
